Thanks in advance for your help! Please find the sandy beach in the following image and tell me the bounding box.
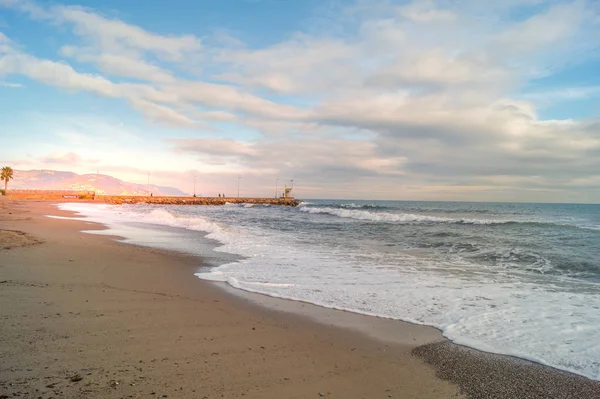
[1,199,599,399]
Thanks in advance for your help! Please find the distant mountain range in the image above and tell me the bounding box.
[10,170,188,196]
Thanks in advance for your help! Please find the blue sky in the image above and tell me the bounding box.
[1,0,600,201]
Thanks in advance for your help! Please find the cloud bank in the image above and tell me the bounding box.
[1,0,600,201]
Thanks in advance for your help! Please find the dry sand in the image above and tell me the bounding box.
[1,199,599,399]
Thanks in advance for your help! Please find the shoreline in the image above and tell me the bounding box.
[1,199,599,398]
[0,199,464,399]
[215,284,600,398]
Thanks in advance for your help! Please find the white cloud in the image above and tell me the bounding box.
[397,0,457,22]
[38,151,82,165]
[0,42,202,126]
[0,51,119,96]
[492,2,586,55]
[60,47,176,83]
[170,138,256,157]
[0,36,310,127]
[128,98,198,127]
[0,81,22,87]
[522,86,600,107]
[215,35,358,94]
[5,2,202,60]
[365,50,513,90]
[194,110,239,122]
[58,6,201,60]
[169,136,407,178]
[164,80,310,119]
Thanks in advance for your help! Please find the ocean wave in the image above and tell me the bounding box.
[336,203,385,209]
[145,208,227,241]
[299,206,453,222]
[297,206,572,227]
[409,207,498,214]
[304,203,387,210]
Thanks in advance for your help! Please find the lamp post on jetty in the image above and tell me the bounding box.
[237,176,241,198]
[283,178,294,199]
[94,170,99,197]
[275,178,279,198]
[147,173,150,196]
[193,175,197,197]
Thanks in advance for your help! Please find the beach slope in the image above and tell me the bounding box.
[0,200,462,399]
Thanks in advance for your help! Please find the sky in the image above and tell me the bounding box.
[1,0,600,202]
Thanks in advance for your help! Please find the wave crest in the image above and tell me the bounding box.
[146,208,224,236]
[298,206,535,225]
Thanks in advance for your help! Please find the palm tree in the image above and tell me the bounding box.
[1,166,14,194]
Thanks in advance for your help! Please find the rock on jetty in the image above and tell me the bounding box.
[6,190,95,200]
[98,196,300,206]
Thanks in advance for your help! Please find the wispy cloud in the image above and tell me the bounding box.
[38,151,82,165]
[523,86,600,107]
[0,81,22,87]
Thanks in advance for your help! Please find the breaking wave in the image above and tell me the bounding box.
[297,206,596,229]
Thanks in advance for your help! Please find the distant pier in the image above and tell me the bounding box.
[4,191,301,206]
[98,196,300,206]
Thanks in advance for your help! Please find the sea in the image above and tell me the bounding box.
[56,200,600,380]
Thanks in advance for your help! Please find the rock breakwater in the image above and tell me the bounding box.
[98,196,300,206]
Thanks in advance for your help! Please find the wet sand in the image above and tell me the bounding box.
[1,199,598,398]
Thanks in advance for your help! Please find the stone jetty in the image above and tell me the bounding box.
[4,190,301,206]
[98,196,300,206]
